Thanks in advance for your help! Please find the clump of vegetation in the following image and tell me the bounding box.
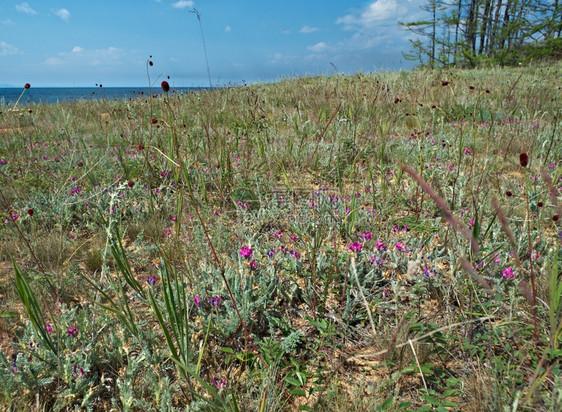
[0,61,560,411]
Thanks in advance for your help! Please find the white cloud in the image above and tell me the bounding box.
[15,2,37,15]
[0,41,19,56]
[307,42,328,53]
[54,8,71,22]
[336,0,410,30]
[225,25,231,33]
[2,19,16,26]
[44,46,125,67]
[172,1,194,9]
[300,25,319,34]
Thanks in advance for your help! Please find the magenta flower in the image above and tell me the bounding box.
[67,325,78,337]
[46,323,52,334]
[194,295,201,307]
[209,295,222,307]
[349,241,363,253]
[376,240,387,251]
[212,377,227,389]
[362,231,372,240]
[250,259,258,270]
[395,242,406,252]
[240,245,253,259]
[502,266,515,279]
[73,364,85,378]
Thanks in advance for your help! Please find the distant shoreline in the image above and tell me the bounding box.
[0,86,215,107]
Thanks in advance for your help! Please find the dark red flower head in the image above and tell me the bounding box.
[128,180,135,188]
[161,81,170,93]
[506,190,513,197]
[149,60,153,66]
[24,83,31,89]
[553,215,560,222]
[519,153,529,168]
[27,209,33,216]
[151,117,158,124]
[441,81,449,86]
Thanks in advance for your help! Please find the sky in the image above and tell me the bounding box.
[0,0,427,87]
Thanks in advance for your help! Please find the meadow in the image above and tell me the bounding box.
[0,62,560,411]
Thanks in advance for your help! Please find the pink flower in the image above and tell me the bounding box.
[240,245,253,259]
[395,242,406,252]
[349,241,363,253]
[502,266,515,279]
[46,323,52,334]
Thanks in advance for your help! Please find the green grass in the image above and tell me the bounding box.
[0,62,561,411]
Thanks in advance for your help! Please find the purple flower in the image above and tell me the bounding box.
[67,325,78,337]
[212,377,227,389]
[147,276,157,285]
[266,249,275,258]
[395,242,406,252]
[250,259,258,270]
[502,266,515,279]
[376,240,387,251]
[194,295,201,307]
[289,250,301,259]
[349,241,363,253]
[209,295,222,307]
[240,245,253,259]
[46,323,52,334]
[370,256,383,265]
[73,364,85,378]
[362,231,372,240]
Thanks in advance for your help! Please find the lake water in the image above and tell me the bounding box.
[0,87,209,107]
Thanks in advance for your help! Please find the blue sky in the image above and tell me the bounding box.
[0,0,426,87]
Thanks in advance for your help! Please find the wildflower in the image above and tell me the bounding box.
[151,117,158,124]
[519,153,529,168]
[502,266,515,279]
[274,230,282,239]
[289,250,301,259]
[370,256,383,265]
[548,162,556,169]
[506,190,513,197]
[250,259,258,270]
[349,241,363,253]
[73,364,85,378]
[441,81,449,86]
[46,323,52,334]
[376,240,387,251]
[422,267,437,278]
[553,215,559,222]
[194,295,201,307]
[24,83,30,89]
[161,81,170,93]
[362,231,372,240]
[266,249,275,257]
[212,377,227,390]
[9,361,17,374]
[209,295,222,307]
[27,209,33,216]
[395,242,406,252]
[67,325,78,337]
[149,60,153,66]
[128,180,134,188]
[147,276,157,285]
[240,245,253,259]
[463,147,472,156]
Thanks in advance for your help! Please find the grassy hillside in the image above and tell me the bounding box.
[0,63,560,411]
